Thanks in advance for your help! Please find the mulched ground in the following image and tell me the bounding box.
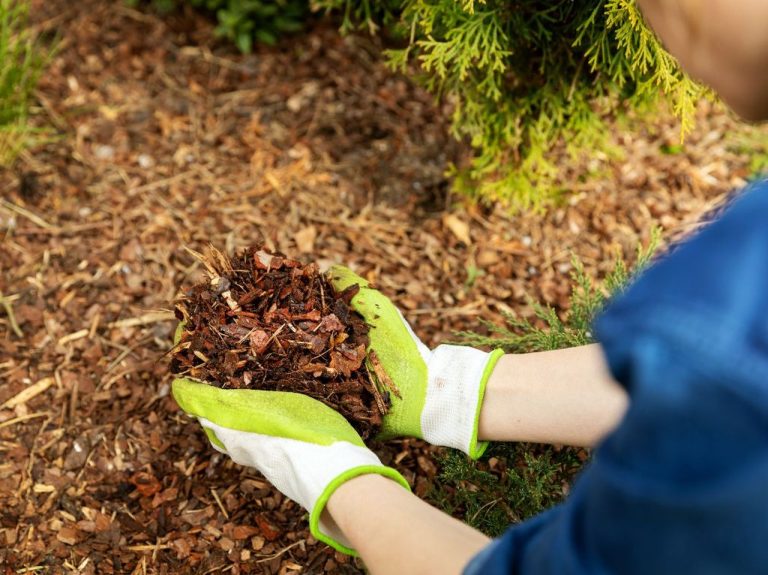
[0,1,763,572]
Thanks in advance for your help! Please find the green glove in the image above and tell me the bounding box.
[172,379,409,555]
[328,266,503,459]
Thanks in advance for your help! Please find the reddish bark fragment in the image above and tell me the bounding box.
[129,471,162,498]
[255,516,281,542]
[317,314,345,333]
[249,330,271,355]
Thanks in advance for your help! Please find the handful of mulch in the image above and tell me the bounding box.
[169,246,396,440]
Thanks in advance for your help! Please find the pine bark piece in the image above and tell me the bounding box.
[170,246,387,440]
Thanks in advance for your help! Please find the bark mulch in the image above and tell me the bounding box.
[171,246,388,440]
[0,0,764,573]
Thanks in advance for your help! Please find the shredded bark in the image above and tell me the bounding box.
[170,246,387,439]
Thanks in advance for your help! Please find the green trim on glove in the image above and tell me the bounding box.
[202,426,226,451]
[172,378,365,447]
[467,348,505,460]
[310,465,412,556]
[328,266,428,440]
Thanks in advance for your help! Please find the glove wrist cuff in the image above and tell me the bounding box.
[310,465,411,556]
[421,346,504,459]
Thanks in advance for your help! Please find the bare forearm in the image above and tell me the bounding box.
[326,474,489,575]
[479,344,627,447]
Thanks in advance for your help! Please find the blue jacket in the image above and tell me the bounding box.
[465,180,768,574]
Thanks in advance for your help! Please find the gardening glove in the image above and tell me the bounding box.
[172,378,410,555]
[328,266,504,459]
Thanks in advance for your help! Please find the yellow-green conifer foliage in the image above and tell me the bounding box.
[317,0,707,209]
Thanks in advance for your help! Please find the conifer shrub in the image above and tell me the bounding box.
[315,0,707,209]
[0,0,50,166]
[171,0,708,209]
[431,232,659,535]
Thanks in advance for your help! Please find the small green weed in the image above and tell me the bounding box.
[130,0,308,50]
[728,127,768,179]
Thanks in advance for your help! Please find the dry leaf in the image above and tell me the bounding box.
[294,225,317,253]
[443,213,471,245]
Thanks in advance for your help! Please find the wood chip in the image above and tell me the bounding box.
[56,527,79,546]
[1,377,54,410]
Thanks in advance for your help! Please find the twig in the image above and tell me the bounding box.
[58,329,88,346]
[127,170,198,196]
[368,350,401,399]
[0,290,23,338]
[210,487,230,520]
[108,311,175,329]
[0,412,50,430]
[125,544,172,552]
[364,360,388,415]
[0,198,55,230]
[253,540,305,564]
[1,378,54,410]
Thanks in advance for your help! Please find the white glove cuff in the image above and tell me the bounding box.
[196,418,409,554]
[420,345,503,458]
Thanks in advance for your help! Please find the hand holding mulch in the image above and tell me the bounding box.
[170,246,395,440]
[169,245,413,555]
[168,247,504,552]
[327,266,504,459]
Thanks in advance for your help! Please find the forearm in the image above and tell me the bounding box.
[479,344,627,447]
[326,474,490,575]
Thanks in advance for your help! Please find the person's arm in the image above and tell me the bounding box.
[329,183,768,575]
[637,0,768,121]
[479,344,628,447]
[329,266,627,456]
[326,474,490,575]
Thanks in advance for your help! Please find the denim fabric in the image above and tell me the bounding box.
[464,180,768,574]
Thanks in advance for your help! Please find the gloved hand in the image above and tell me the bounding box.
[172,378,409,555]
[328,266,503,459]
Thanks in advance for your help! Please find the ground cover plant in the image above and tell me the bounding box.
[431,232,660,535]
[170,245,390,439]
[0,0,50,166]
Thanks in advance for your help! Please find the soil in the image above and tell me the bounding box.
[0,0,764,573]
[170,246,387,439]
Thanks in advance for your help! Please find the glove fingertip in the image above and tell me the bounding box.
[326,265,369,290]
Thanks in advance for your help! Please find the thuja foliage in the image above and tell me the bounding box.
[429,231,660,536]
[164,0,705,208]
[0,0,50,166]
[315,0,707,209]
[458,228,660,352]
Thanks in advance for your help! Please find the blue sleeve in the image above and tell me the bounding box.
[465,180,768,575]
